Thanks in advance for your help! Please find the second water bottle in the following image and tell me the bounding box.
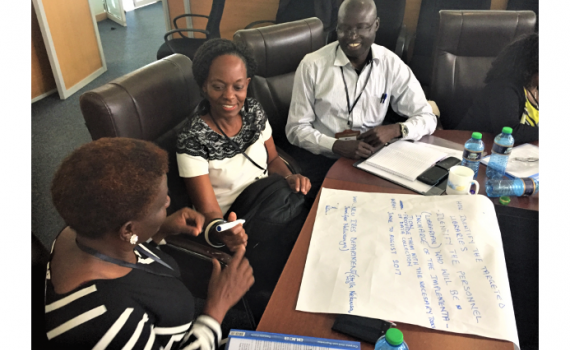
[486,127,514,179]
[461,132,484,179]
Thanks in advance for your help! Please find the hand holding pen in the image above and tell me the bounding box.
[215,212,248,252]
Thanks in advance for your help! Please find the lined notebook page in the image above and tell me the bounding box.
[363,141,448,181]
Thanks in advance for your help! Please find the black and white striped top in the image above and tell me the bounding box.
[44,240,221,349]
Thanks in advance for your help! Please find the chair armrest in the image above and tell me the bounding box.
[427,100,444,130]
[276,146,302,174]
[173,13,210,30]
[394,25,407,60]
[245,20,276,29]
[165,234,232,266]
[164,28,210,41]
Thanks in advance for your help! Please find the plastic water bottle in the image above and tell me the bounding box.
[486,127,514,179]
[461,132,485,179]
[485,177,539,197]
[375,328,409,350]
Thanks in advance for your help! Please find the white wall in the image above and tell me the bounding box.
[89,0,106,15]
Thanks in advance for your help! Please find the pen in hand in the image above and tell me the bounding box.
[216,219,246,232]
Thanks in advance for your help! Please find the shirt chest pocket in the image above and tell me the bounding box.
[359,93,390,126]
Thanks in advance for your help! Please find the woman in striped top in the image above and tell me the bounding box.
[45,137,254,349]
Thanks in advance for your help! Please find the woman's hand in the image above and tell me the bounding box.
[154,208,205,243]
[214,212,248,252]
[203,246,255,324]
[285,174,312,195]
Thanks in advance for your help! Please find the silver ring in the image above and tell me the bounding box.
[384,142,389,147]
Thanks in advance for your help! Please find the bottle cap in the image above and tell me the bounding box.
[471,132,482,140]
[499,196,511,205]
[385,328,404,346]
[501,127,513,134]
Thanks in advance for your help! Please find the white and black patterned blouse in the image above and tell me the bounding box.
[175,97,273,216]
[177,98,268,161]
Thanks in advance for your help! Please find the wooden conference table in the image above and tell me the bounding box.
[256,130,539,350]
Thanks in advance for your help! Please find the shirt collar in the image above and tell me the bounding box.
[333,43,378,68]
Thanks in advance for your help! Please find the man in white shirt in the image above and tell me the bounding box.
[285,0,436,198]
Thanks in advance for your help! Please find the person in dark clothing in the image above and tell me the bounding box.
[457,33,538,143]
[45,137,254,349]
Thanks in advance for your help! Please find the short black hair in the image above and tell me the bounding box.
[485,33,538,87]
[192,38,257,88]
[51,138,168,239]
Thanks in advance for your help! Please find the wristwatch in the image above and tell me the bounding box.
[398,123,409,138]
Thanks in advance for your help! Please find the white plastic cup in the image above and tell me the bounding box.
[446,165,480,195]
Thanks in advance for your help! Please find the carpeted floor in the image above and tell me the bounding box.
[31,2,254,336]
[32,3,168,249]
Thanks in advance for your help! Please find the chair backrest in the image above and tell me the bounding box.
[276,0,339,33]
[409,0,492,92]
[233,17,325,150]
[431,10,536,130]
[374,0,406,51]
[507,0,539,29]
[80,54,202,211]
[205,0,226,39]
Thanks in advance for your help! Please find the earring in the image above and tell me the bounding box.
[129,234,139,245]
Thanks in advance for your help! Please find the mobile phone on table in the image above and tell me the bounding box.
[435,156,461,171]
[417,166,449,186]
[332,314,393,344]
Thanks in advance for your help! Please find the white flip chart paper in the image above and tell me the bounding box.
[297,189,519,349]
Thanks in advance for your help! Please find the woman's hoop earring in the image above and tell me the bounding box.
[129,234,139,245]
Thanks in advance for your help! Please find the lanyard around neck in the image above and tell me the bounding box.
[209,111,268,174]
[337,44,373,127]
[75,239,176,277]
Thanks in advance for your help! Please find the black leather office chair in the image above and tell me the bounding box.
[430,10,536,130]
[245,0,340,35]
[157,0,225,60]
[233,17,326,152]
[507,0,539,29]
[408,0,492,96]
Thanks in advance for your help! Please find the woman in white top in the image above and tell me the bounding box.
[176,39,311,252]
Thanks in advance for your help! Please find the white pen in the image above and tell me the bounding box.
[216,219,246,232]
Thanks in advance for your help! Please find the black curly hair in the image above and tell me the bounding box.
[192,38,257,89]
[485,33,538,88]
[51,138,168,239]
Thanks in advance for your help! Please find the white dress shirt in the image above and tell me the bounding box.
[286,42,437,157]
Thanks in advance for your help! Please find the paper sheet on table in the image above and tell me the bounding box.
[356,162,433,193]
[362,140,448,181]
[416,142,464,160]
[481,143,539,179]
[297,188,519,349]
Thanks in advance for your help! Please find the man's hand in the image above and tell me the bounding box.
[358,124,401,147]
[285,174,312,195]
[203,246,254,324]
[215,212,248,252]
[332,140,376,159]
[159,208,205,238]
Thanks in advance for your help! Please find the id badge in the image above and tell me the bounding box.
[334,129,360,141]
